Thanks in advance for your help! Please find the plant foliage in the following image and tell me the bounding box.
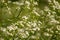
[0,0,60,40]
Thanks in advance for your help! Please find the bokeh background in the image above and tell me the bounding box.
[0,0,60,40]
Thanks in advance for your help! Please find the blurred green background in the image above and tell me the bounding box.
[0,0,60,40]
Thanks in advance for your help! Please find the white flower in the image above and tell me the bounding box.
[25,31,29,36]
[33,2,38,5]
[44,32,52,36]
[0,27,6,32]
[57,25,60,30]
[7,25,18,31]
[25,1,30,6]
[50,19,59,24]
[22,16,28,19]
